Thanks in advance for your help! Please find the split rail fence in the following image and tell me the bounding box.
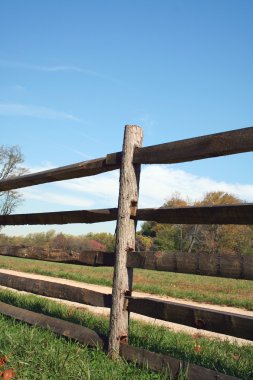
[0,125,253,379]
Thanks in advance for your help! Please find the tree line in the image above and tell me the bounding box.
[139,192,253,255]
[0,231,115,252]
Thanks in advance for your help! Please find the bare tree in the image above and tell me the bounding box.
[0,145,27,219]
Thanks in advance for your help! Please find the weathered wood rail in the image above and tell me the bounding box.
[0,203,253,225]
[0,124,253,379]
[127,295,253,340]
[0,126,252,191]
[1,245,253,280]
[0,302,238,380]
[0,271,252,341]
[0,271,112,308]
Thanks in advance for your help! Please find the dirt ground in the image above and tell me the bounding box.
[0,268,252,346]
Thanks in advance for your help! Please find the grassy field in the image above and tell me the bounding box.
[0,315,168,380]
[0,288,253,379]
[0,255,253,310]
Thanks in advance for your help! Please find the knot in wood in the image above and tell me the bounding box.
[119,334,128,343]
[195,318,206,329]
[130,200,138,217]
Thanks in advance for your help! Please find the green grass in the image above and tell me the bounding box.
[0,255,253,310]
[0,315,170,380]
[0,289,252,379]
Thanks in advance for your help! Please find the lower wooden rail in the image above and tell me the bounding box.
[0,272,112,308]
[0,301,239,380]
[0,301,104,348]
[0,271,252,341]
[128,296,253,341]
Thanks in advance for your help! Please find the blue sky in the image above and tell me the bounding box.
[1,0,253,236]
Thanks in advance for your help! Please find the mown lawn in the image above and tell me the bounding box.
[0,288,253,379]
[0,255,253,310]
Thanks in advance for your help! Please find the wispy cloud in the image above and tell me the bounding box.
[0,59,122,83]
[0,84,26,93]
[58,171,120,202]
[22,188,93,208]
[0,59,87,73]
[0,103,79,121]
[68,149,93,160]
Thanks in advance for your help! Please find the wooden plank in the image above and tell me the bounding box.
[1,126,252,192]
[0,272,112,308]
[0,301,104,348]
[120,344,239,380]
[136,204,253,225]
[244,255,253,280]
[0,245,115,267]
[0,301,239,379]
[108,125,143,358]
[0,154,121,191]
[1,204,252,226]
[128,296,253,341]
[0,208,118,225]
[2,126,252,192]
[1,247,251,281]
[127,251,253,280]
[133,126,253,164]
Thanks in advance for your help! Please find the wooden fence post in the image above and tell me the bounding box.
[108,125,143,359]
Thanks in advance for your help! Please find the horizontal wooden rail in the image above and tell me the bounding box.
[0,301,104,348]
[0,208,118,225]
[127,251,253,280]
[1,126,252,192]
[137,204,253,225]
[0,301,238,379]
[133,126,253,164]
[2,272,251,340]
[1,246,253,280]
[128,296,253,341]
[120,344,238,380]
[0,245,116,266]
[1,204,253,225]
[2,271,252,341]
[0,272,112,308]
[0,154,121,191]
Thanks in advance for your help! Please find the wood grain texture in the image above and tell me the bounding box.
[0,272,112,308]
[108,125,143,358]
[1,247,252,280]
[0,245,115,266]
[133,126,253,164]
[128,296,253,341]
[1,204,252,226]
[0,301,104,348]
[0,155,121,191]
[120,344,239,380]
[0,208,118,225]
[127,251,253,280]
[136,204,253,225]
[1,126,252,192]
